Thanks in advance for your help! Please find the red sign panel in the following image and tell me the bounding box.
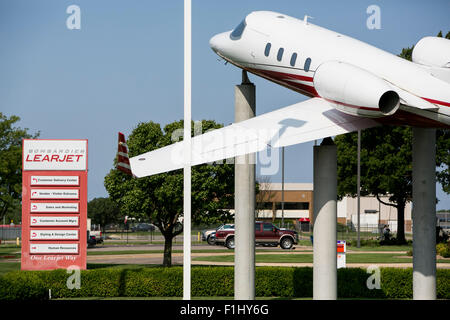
[21,139,88,270]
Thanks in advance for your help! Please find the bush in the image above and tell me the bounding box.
[0,266,449,300]
[437,269,450,299]
[0,271,48,301]
[380,268,413,299]
[436,242,450,258]
[338,268,384,299]
[256,267,297,297]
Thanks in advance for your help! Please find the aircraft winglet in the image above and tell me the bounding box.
[117,132,133,176]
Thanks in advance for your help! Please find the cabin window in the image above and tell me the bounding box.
[230,20,246,40]
[290,53,297,66]
[277,48,284,61]
[264,43,271,57]
[304,58,311,72]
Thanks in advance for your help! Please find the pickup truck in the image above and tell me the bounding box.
[201,223,234,245]
[214,221,298,250]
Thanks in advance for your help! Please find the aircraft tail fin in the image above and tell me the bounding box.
[117,132,133,176]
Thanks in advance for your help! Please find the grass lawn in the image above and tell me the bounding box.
[0,245,21,258]
[347,245,412,252]
[193,253,450,264]
[87,249,231,256]
[0,262,20,275]
[86,248,312,256]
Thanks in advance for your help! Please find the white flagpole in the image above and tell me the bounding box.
[183,0,192,300]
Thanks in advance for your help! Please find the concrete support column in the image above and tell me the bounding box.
[313,137,337,300]
[234,71,256,300]
[412,127,436,300]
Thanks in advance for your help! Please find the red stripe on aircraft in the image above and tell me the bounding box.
[257,69,314,83]
[421,97,450,108]
[246,67,318,97]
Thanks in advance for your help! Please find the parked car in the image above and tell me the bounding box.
[131,223,156,232]
[87,231,97,248]
[214,221,298,250]
[89,230,103,244]
[201,224,234,245]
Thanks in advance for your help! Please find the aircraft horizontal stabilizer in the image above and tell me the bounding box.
[129,98,378,178]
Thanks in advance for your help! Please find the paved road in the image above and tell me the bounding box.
[85,244,450,269]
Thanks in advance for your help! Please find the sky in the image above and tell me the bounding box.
[1,0,449,209]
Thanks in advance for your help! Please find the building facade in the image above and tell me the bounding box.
[256,183,412,233]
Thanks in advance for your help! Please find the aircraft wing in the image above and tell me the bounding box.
[129,98,378,178]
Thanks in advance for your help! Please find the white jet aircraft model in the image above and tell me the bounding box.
[118,11,450,177]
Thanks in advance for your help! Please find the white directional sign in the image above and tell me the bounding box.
[30,216,79,227]
[29,243,79,254]
[30,202,79,213]
[30,189,79,200]
[30,229,79,240]
[30,176,79,186]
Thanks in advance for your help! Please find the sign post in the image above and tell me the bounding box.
[21,139,88,270]
[337,240,346,269]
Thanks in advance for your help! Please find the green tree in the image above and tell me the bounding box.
[87,197,121,233]
[0,113,39,222]
[104,120,234,266]
[336,30,450,243]
[336,127,412,243]
[398,30,450,193]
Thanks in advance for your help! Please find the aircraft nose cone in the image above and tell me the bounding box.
[209,34,221,53]
[209,32,229,54]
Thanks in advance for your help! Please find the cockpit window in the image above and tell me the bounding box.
[230,19,246,40]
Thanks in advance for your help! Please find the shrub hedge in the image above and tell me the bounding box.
[0,266,448,300]
[437,243,450,258]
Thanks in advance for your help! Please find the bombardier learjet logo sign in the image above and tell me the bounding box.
[23,140,87,171]
[21,139,88,271]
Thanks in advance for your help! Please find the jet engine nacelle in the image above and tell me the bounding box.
[412,36,450,68]
[314,61,400,118]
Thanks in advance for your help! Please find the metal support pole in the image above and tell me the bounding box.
[183,0,192,301]
[313,137,337,300]
[234,70,256,300]
[357,130,361,248]
[412,127,436,300]
[282,146,285,228]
